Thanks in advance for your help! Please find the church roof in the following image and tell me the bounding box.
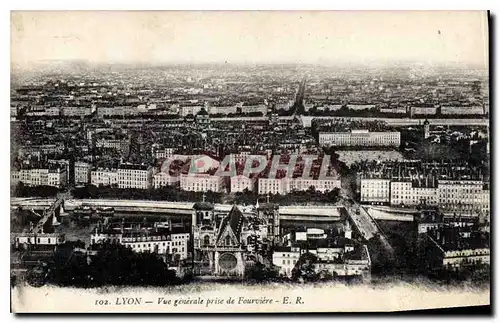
[217,205,245,243]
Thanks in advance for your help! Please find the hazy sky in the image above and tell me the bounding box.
[11,11,489,67]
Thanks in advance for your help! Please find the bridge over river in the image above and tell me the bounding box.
[363,206,417,222]
[11,198,344,223]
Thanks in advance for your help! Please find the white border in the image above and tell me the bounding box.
[3,1,497,11]
[2,1,498,322]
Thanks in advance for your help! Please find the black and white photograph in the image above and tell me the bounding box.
[9,10,491,313]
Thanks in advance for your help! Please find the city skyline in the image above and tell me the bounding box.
[11,11,489,68]
[9,10,491,314]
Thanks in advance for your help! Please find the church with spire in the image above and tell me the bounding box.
[191,195,269,278]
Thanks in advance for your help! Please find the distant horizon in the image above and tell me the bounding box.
[11,11,489,70]
[11,58,489,72]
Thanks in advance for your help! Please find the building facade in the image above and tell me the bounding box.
[230,175,256,193]
[318,130,401,147]
[438,180,486,213]
[272,246,301,277]
[153,172,180,189]
[181,106,203,117]
[91,227,190,261]
[153,147,175,160]
[91,168,118,187]
[258,178,289,195]
[360,177,489,215]
[258,177,341,195]
[360,178,391,204]
[11,167,67,189]
[117,164,154,189]
[180,174,224,192]
[95,138,130,155]
[289,178,341,193]
[75,161,92,185]
[442,248,490,268]
[15,233,66,249]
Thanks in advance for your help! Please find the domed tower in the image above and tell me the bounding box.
[191,197,216,275]
[256,196,280,245]
[344,219,352,240]
[423,119,430,139]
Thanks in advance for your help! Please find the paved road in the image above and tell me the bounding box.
[338,186,377,240]
[364,206,415,222]
[352,205,396,260]
[340,187,396,259]
[348,205,379,240]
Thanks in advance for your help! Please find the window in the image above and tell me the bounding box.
[203,235,210,246]
[225,236,231,246]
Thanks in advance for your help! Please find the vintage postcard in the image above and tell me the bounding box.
[10,10,490,313]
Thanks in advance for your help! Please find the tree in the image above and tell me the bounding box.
[469,264,490,285]
[14,183,58,198]
[291,252,319,282]
[318,269,334,281]
[47,242,179,287]
[26,265,49,287]
[245,262,279,282]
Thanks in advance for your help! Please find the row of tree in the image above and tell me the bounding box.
[71,185,224,203]
[32,242,180,288]
[13,183,60,198]
[71,185,342,205]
